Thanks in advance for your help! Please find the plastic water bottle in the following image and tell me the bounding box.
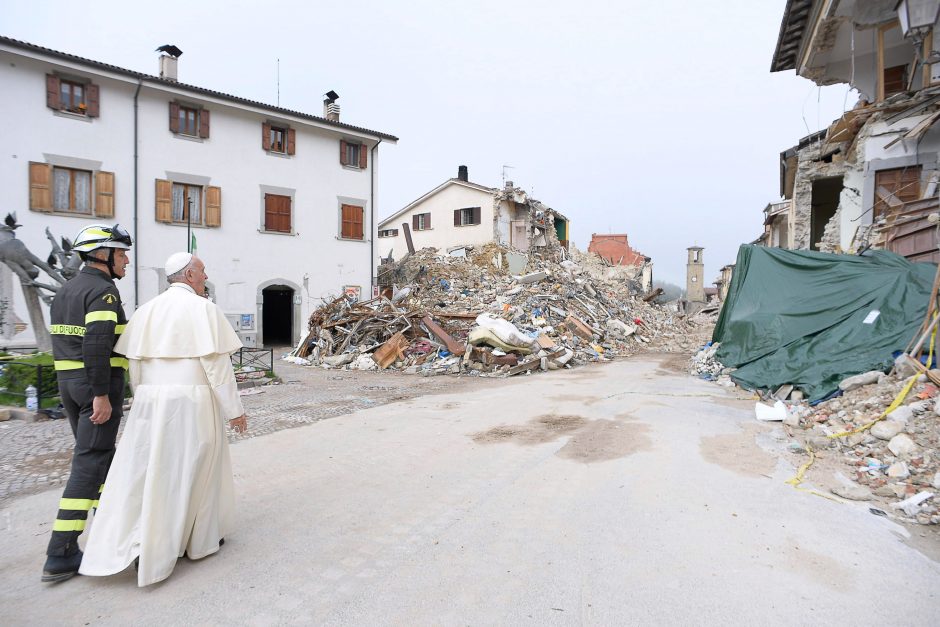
[25,385,38,412]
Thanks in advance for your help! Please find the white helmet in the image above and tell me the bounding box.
[72,224,133,253]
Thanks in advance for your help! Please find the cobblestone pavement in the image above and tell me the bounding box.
[0,352,502,505]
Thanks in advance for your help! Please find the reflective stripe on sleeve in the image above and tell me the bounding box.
[52,519,86,532]
[58,498,93,511]
[115,324,127,334]
[110,357,129,369]
[85,311,118,324]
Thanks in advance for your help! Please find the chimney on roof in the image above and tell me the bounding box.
[324,90,340,121]
[155,44,182,82]
[457,165,468,182]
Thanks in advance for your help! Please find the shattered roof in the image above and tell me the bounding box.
[0,35,398,142]
[771,0,816,72]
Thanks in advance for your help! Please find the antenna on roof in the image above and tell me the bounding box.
[276,58,280,107]
[502,164,514,186]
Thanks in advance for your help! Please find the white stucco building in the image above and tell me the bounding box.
[0,36,397,349]
[377,165,569,260]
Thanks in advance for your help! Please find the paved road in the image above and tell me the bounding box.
[0,355,494,504]
[2,355,938,625]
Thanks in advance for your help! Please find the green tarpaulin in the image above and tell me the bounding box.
[712,245,936,402]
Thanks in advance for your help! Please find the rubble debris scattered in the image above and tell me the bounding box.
[289,243,710,378]
[690,340,940,526]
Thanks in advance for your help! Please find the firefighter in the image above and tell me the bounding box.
[41,224,132,583]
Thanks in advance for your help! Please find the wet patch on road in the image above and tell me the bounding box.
[555,420,652,462]
[471,414,652,462]
[699,423,776,477]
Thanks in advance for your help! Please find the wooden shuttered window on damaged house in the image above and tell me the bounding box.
[169,102,180,133]
[46,75,60,111]
[412,213,430,230]
[264,194,292,233]
[155,179,173,222]
[262,122,272,151]
[453,207,481,226]
[94,171,115,218]
[339,140,367,167]
[205,186,221,227]
[29,162,53,212]
[198,109,210,139]
[86,84,100,118]
[46,75,99,117]
[341,204,364,240]
[287,128,296,155]
[874,166,922,220]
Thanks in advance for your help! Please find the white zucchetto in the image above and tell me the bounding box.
[164,252,193,276]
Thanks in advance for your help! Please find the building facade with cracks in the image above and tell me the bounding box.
[770,0,940,261]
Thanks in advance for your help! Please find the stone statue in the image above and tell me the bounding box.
[0,213,76,352]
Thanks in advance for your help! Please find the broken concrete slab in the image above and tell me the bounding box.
[516,271,548,285]
[839,371,884,392]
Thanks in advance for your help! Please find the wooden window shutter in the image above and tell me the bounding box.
[198,109,210,138]
[94,171,115,218]
[354,206,364,239]
[412,214,419,230]
[454,209,461,226]
[262,123,272,151]
[28,162,53,212]
[426,213,431,229]
[155,179,173,222]
[472,207,481,224]
[169,102,180,133]
[287,128,296,155]
[46,75,61,110]
[86,84,100,118]
[340,140,348,165]
[205,186,222,227]
[359,143,368,169]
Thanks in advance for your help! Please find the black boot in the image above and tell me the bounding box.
[41,549,83,583]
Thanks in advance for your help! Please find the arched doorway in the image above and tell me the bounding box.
[261,285,294,347]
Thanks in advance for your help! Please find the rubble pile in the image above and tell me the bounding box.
[782,368,940,525]
[288,244,706,377]
[689,342,734,387]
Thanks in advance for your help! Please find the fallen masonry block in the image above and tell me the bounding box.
[564,315,594,340]
[517,271,548,284]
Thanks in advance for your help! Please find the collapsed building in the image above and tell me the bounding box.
[376,166,569,263]
[586,233,653,293]
[769,0,940,262]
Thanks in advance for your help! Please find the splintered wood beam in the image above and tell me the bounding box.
[421,315,465,355]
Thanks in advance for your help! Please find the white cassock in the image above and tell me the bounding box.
[79,283,244,587]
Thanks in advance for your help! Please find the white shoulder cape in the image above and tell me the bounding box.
[115,284,242,358]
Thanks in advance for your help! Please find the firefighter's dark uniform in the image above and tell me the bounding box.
[45,266,128,558]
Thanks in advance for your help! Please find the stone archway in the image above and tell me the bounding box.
[256,278,301,348]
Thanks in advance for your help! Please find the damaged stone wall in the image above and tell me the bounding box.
[791,139,849,250]
[492,183,564,256]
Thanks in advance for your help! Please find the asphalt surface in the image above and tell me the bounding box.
[1,355,938,625]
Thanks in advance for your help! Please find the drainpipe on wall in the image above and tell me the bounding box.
[370,138,382,293]
[133,79,142,309]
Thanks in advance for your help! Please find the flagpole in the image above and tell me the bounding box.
[187,196,192,253]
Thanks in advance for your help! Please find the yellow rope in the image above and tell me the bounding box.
[784,326,935,500]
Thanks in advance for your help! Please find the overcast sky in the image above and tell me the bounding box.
[5,0,855,285]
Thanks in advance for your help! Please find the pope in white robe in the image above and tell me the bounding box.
[79,252,248,587]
